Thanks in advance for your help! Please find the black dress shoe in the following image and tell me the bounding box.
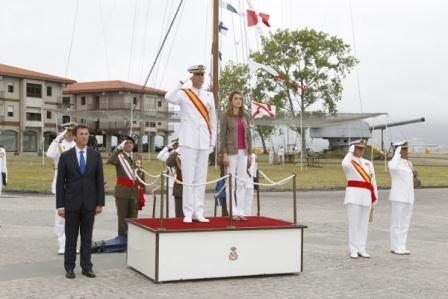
[82,269,96,278]
[65,270,75,279]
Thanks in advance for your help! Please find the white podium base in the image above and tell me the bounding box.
[127,217,306,282]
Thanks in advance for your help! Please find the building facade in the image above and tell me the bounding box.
[63,81,169,152]
[0,64,75,153]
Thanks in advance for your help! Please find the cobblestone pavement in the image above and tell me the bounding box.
[0,189,447,299]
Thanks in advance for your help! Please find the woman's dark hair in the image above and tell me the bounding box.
[226,91,246,117]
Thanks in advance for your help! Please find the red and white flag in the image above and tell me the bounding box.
[248,58,304,92]
[247,9,271,27]
[251,101,276,119]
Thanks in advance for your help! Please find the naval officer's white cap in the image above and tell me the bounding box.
[349,139,366,148]
[61,122,77,130]
[393,141,408,148]
[187,64,206,74]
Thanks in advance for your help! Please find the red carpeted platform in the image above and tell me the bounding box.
[130,216,300,232]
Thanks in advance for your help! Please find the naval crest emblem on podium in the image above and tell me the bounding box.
[228,246,238,261]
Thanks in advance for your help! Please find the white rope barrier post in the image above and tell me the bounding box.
[293,174,297,224]
[159,172,165,230]
[256,169,261,217]
[228,173,235,228]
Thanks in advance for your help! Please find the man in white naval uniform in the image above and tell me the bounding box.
[0,145,7,196]
[165,65,217,223]
[341,140,378,259]
[388,141,415,255]
[157,138,179,218]
[47,123,76,254]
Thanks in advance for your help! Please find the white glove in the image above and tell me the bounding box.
[180,76,191,85]
[56,129,67,142]
[117,140,127,150]
[349,145,355,153]
[167,141,175,149]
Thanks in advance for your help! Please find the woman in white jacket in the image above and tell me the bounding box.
[388,141,415,255]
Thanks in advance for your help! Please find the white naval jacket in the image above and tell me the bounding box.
[388,146,415,204]
[165,84,217,150]
[46,138,76,194]
[342,150,378,207]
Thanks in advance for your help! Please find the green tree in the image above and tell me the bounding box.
[219,62,275,153]
[251,28,358,155]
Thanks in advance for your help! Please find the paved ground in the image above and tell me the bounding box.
[0,189,447,299]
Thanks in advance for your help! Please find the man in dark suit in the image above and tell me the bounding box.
[56,124,105,279]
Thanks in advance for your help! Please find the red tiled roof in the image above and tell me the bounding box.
[63,80,166,96]
[0,63,76,84]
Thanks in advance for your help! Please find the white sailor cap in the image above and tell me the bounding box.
[61,122,77,130]
[349,139,366,148]
[187,64,206,74]
[393,141,408,148]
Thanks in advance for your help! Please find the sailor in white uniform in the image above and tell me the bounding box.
[0,145,7,196]
[388,141,415,255]
[157,138,179,218]
[46,122,77,254]
[165,65,217,223]
[341,140,378,259]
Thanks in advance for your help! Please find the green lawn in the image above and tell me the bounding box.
[4,154,448,193]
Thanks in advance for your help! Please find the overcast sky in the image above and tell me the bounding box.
[1,0,447,148]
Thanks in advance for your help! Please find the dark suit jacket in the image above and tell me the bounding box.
[56,147,105,211]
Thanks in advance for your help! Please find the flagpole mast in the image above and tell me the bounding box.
[212,0,219,109]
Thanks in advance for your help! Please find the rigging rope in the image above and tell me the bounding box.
[159,2,185,88]
[98,0,111,79]
[348,0,364,113]
[127,0,138,80]
[142,0,184,89]
[64,0,80,77]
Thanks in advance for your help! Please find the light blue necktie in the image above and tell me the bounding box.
[79,151,86,175]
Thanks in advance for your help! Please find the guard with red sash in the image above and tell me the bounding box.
[341,139,378,259]
[165,64,217,223]
[107,136,145,236]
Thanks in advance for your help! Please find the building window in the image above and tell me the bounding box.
[81,96,86,105]
[46,111,52,119]
[0,130,17,151]
[7,105,14,117]
[62,115,70,123]
[23,131,37,152]
[46,86,52,96]
[157,122,161,125]
[26,83,42,98]
[145,121,150,127]
[26,112,42,121]
[62,97,70,105]
[144,97,156,109]
[133,97,138,105]
[7,83,14,93]
[149,122,156,127]
[157,100,162,107]
[95,95,100,101]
